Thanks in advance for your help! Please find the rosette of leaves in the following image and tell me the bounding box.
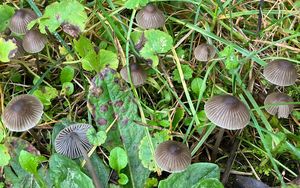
[87,68,151,187]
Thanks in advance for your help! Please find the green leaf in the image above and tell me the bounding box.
[49,153,94,188]
[19,150,46,175]
[140,29,173,67]
[172,64,193,83]
[74,36,94,57]
[219,46,239,70]
[197,110,207,122]
[124,0,149,9]
[0,38,17,63]
[87,68,151,188]
[60,66,75,83]
[158,163,220,188]
[61,82,74,96]
[172,108,185,128]
[0,144,10,167]
[0,5,14,32]
[97,49,119,71]
[37,0,87,34]
[191,78,205,95]
[109,147,128,173]
[139,130,170,171]
[33,86,58,106]
[118,173,129,185]
[86,128,107,146]
[192,178,224,188]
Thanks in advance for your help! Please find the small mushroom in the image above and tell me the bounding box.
[9,8,38,35]
[22,29,47,53]
[1,94,43,132]
[204,95,250,130]
[154,140,191,173]
[264,92,294,118]
[263,59,297,86]
[136,4,165,29]
[120,63,147,86]
[194,43,216,62]
[55,123,102,188]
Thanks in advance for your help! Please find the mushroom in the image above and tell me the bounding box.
[120,63,147,86]
[8,37,25,58]
[194,43,216,62]
[154,140,191,173]
[204,94,250,161]
[136,4,165,29]
[1,94,43,132]
[9,8,37,35]
[264,92,294,118]
[263,59,297,86]
[22,29,47,54]
[55,123,102,188]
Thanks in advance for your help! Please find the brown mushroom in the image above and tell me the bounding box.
[9,8,37,35]
[264,92,294,118]
[136,4,165,29]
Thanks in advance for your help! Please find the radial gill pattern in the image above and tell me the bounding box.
[120,63,147,86]
[263,60,297,86]
[9,8,37,35]
[1,94,43,132]
[154,140,191,173]
[194,43,216,62]
[204,95,250,130]
[264,92,294,119]
[22,29,47,53]
[136,4,165,29]
[55,123,93,159]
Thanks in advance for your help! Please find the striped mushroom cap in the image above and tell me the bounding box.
[120,63,147,86]
[1,94,43,132]
[22,29,47,53]
[263,60,297,86]
[136,4,165,29]
[264,92,294,118]
[204,95,250,130]
[154,140,191,173]
[194,43,216,62]
[9,8,37,35]
[55,123,93,159]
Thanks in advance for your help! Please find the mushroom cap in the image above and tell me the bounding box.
[194,43,216,62]
[9,8,38,35]
[120,63,147,86]
[204,95,250,130]
[263,59,297,86]
[264,92,294,118]
[1,94,43,132]
[55,123,93,159]
[136,4,165,29]
[154,140,191,173]
[22,29,47,53]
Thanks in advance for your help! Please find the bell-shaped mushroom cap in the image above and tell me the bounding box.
[263,59,297,86]
[136,4,165,29]
[264,92,294,118]
[9,8,38,35]
[204,95,250,130]
[1,94,43,132]
[22,29,47,53]
[120,63,147,86]
[194,43,216,62]
[154,140,191,173]
[55,123,93,159]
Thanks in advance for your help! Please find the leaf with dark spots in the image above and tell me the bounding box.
[234,176,270,188]
[62,22,81,37]
[88,68,150,188]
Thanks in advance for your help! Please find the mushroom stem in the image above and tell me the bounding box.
[35,53,41,74]
[211,128,225,162]
[75,137,102,188]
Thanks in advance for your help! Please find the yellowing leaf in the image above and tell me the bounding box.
[0,38,17,63]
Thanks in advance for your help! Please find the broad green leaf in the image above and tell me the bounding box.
[172,108,185,128]
[192,178,224,188]
[37,0,87,34]
[139,130,170,171]
[87,68,151,188]
[0,38,17,62]
[19,150,46,175]
[49,153,94,188]
[0,5,14,32]
[60,66,75,83]
[0,144,10,167]
[124,0,149,9]
[61,82,74,96]
[172,64,193,83]
[197,110,207,122]
[74,36,94,57]
[87,128,107,146]
[109,147,128,173]
[158,163,220,188]
[97,49,119,71]
[219,46,239,70]
[118,173,129,185]
[0,122,5,143]
[140,29,173,67]
[33,86,58,106]
[191,78,205,95]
